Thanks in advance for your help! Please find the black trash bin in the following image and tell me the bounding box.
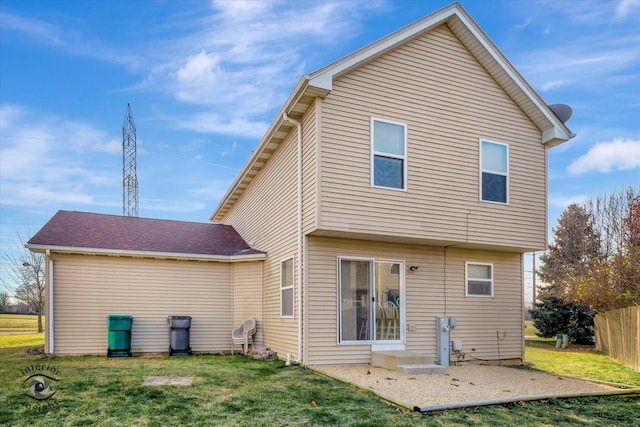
[168,315,192,356]
[107,315,133,357]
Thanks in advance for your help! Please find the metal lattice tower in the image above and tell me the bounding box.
[122,103,139,217]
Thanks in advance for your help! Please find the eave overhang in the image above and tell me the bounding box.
[211,77,329,222]
[26,244,267,263]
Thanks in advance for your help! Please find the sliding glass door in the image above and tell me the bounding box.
[339,259,371,341]
[339,258,403,343]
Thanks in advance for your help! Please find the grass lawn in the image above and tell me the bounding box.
[0,313,44,332]
[0,314,45,350]
[1,315,638,426]
[525,339,640,388]
[524,320,538,336]
[523,319,640,388]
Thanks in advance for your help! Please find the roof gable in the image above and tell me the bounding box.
[211,2,573,222]
[306,2,572,145]
[28,211,264,261]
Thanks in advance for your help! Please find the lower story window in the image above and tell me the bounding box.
[281,257,294,317]
[466,262,493,297]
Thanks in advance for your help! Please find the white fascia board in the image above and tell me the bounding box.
[26,244,266,263]
[542,126,574,147]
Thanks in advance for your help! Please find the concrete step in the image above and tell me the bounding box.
[397,364,446,375]
[371,351,433,371]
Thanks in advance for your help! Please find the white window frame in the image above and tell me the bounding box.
[479,139,509,204]
[280,257,295,318]
[371,118,408,191]
[465,262,494,297]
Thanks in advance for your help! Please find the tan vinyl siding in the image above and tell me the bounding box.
[51,254,232,355]
[232,261,264,348]
[441,248,524,361]
[222,129,301,359]
[302,100,319,235]
[319,24,546,251]
[306,237,523,365]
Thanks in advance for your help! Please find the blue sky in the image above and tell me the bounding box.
[1,0,639,300]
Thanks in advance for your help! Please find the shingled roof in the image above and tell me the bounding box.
[27,211,265,261]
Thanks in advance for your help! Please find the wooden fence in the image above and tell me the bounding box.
[594,305,639,372]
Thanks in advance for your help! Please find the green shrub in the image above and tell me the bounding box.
[531,292,595,344]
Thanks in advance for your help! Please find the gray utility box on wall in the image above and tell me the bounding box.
[167,315,192,356]
[436,316,457,366]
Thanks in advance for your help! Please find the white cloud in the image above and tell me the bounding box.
[3,1,382,138]
[540,79,566,92]
[0,12,64,46]
[0,11,144,70]
[510,18,533,31]
[139,0,381,135]
[174,51,221,99]
[221,141,238,158]
[0,104,25,128]
[616,0,640,21]
[142,198,206,213]
[520,34,640,93]
[212,0,271,21]
[0,104,121,208]
[549,194,589,208]
[175,112,269,138]
[567,138,640,175]
[532,1,617,26]
[186,180,234,203]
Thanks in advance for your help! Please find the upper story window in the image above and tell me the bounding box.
[281,257,294,317]
[466,262,493,297]
[480,140,508,203]
[371,118,407,190]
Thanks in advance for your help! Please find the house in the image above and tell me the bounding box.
[27,211,265,355]
[28,3,572,364]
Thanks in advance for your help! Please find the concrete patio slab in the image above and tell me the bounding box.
[312,364,637,412]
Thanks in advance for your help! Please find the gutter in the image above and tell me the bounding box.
[282,112,304,365]
[47,249,54,354]
[26,244,267,263]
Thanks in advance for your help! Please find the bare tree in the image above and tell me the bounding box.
[0,291,9,312]
[2,233,46,332]
[541,187,640,312]
[581,186,640,311]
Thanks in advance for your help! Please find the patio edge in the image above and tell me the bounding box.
[413,388,640,413]
[308,366,414,411]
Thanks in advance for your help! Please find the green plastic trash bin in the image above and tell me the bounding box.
[107,315,133,357]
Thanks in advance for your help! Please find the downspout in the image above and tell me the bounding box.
[47,249,54,354]
[282,112,303,364]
